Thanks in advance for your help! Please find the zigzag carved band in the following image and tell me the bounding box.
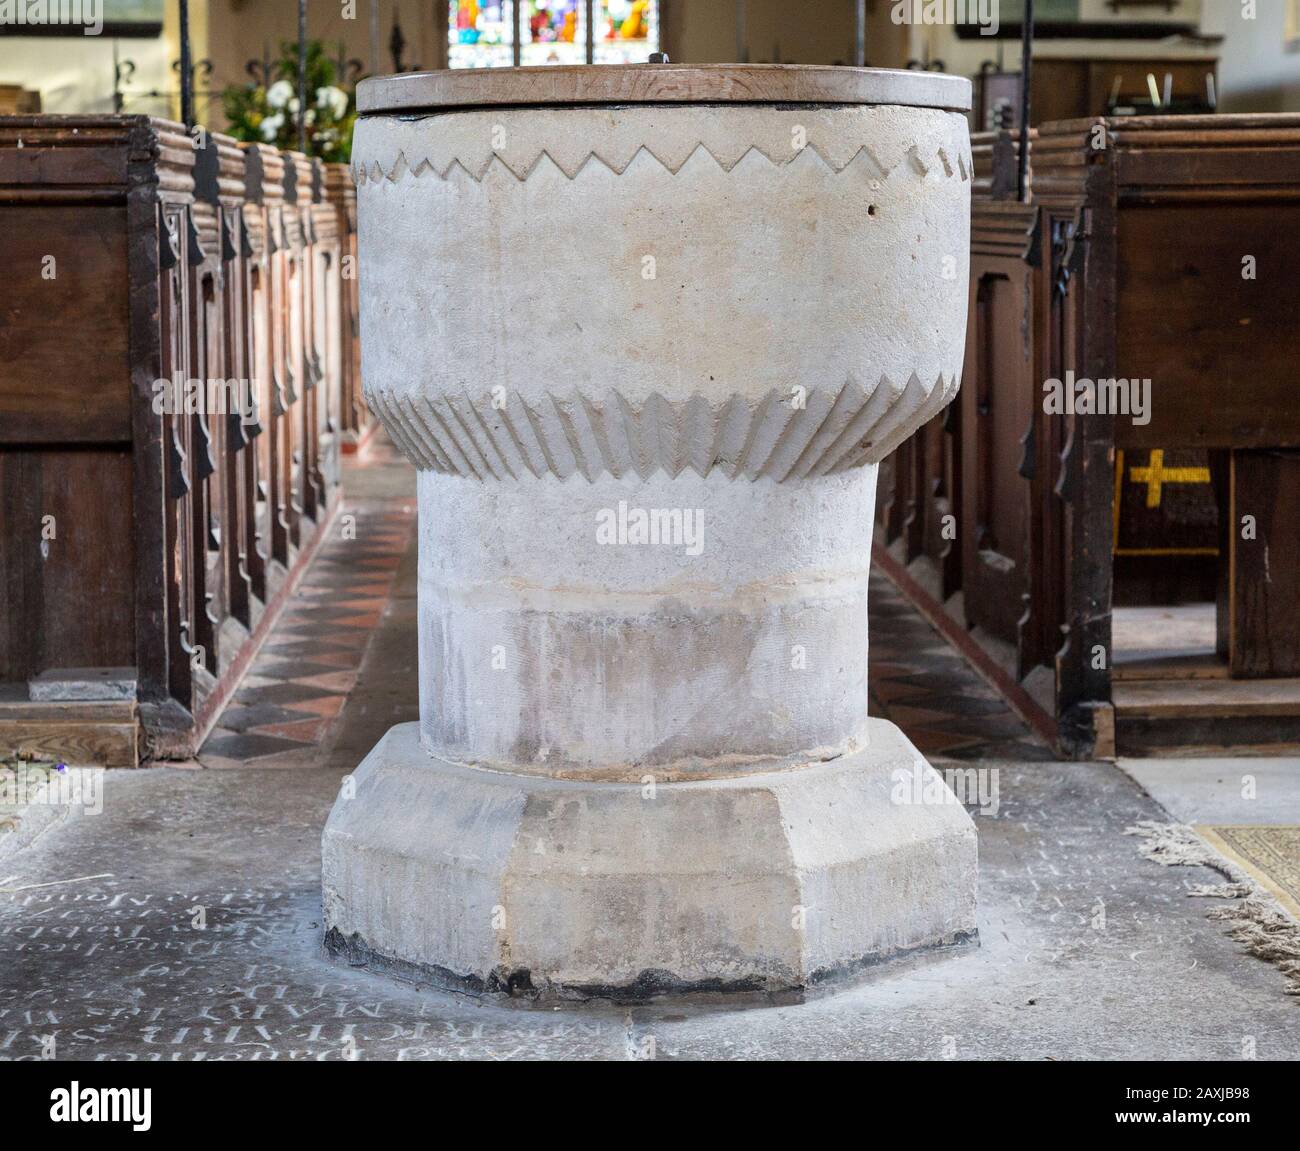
[353,142,972,187]
[366,374,959,482]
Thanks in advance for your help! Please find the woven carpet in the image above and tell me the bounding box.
[1197,825,1300,921]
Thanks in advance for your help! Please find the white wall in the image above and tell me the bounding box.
[897,0,1300,113]
[4,0,1297,117]
[910,0,1210,76]
[1208,0,1300,112]
[0,34,173,116]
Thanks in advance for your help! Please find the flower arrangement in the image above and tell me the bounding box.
[221,40,356,163]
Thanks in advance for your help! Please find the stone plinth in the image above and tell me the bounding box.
[323,65,978,998]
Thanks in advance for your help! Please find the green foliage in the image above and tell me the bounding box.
[221,40,357,164]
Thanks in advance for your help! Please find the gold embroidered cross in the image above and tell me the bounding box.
[1129,449,1211,508]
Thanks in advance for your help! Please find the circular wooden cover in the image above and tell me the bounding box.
[358,64,970,115]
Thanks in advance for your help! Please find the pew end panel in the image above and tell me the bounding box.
[0,118,352,765]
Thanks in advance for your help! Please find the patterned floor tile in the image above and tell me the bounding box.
[250,657,347,680]
[885,703,969,728]
[200,732,313,761]
[332,612,383,630]
[214,703,312,733]
[303,649,365,669]
[250,717,330,743]
[292,670,359,693]
[870,678,934,705]
[200,474,414,766]
[260,638,361,658]
[202,433,1046,768]
[867,570,1051,761]
[902,730,987,756]
[282,695,346,719]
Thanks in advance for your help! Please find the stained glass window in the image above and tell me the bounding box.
[593,1,658,64]
[521,2,587,67]
[448,1,516,70]
[448,0,659,68]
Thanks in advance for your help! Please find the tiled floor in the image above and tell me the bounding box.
[198,442,415,768]
[14,440,1300,1060]
[867,571,1053,762]
[201,431,1048,766]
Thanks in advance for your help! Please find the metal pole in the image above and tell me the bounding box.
[854,0,865,68]
[513,0,522,66]
[1017,0,1033,203]
[298,0,308,153]
[178,0,193,128]
[585,0,595,65]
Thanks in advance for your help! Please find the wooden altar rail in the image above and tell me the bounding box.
[0,116,368,762]
[877,115,1300,759]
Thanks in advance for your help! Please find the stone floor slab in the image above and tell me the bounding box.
[3,437,1293,1060]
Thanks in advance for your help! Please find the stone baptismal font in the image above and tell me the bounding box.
[323,63,978,998]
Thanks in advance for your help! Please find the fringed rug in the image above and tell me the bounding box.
[1196,826,1300,921]
[1126,821,1300,996]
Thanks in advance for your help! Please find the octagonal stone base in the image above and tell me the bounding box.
[322,721,978,1000]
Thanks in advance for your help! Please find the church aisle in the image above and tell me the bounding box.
[2,723,1296,1057]
[2,437,1298,1057]
[195,431,1053,774]
[868,572,1055,763]
[196,437,416,770]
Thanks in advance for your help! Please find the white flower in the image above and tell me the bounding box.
[316,85,349,120]
[260,113,284,141]
[304,108,317,126]
[287,96,300,114]
[266,80,293,109]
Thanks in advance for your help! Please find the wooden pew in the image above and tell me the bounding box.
[0,115,171,765]
[195,130,259,639]
[324,161,371,451]
[310,158,343,499]
[877,114,1300,758]
[281,151,311,547]
[0,116,346,764]
[243,143,294,573]
[877,129,1041,672]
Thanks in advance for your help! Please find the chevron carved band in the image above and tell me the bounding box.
[353,141,972,187]
[365,374,959,483]
[351,103,972,188]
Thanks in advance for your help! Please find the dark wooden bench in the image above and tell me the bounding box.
[877,113,1300,758]
[0,115,365,762]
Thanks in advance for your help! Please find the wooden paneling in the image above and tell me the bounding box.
[0,118,348,761]
[976,58,1218,129]
[879,115,1300,758]
[1222,450,1300,678]
[877,406,961,603]
[0,448,136,681]
[0,699,138,767]
[0,85,41,114]
[1081,59,1215,116]
[1035,59,1090,128]
[0,205,131,443]
[1116,204,1300,450]
[324,163,369,446]
[961,264,1032,645]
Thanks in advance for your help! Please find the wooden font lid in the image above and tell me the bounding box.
[358,64,971,115]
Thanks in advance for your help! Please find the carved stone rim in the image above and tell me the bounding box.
[358,64,971,115]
